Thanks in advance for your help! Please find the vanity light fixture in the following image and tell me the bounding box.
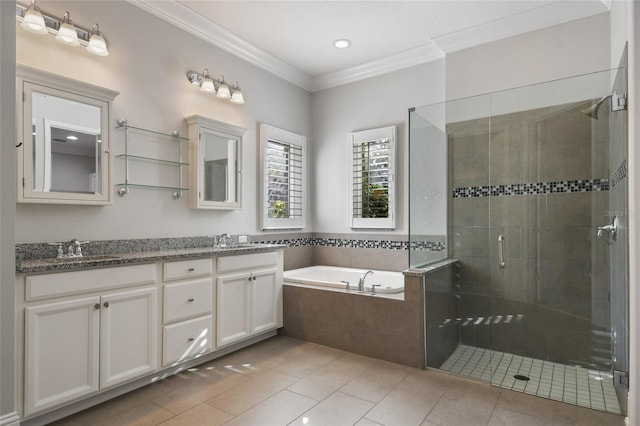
[21,0,47,34]
[230,82,245,104]
[86,24,109,56]
[16,2,109,56]
[186,70,245,104]
[55,11,79,46]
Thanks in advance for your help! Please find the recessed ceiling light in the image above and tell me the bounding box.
[333,39,351,49]
[66,135,78,141]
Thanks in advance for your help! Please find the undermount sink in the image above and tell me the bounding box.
[215,244,256,249]
[52,254,122,263]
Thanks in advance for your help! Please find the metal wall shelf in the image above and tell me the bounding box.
[115,119,188,199]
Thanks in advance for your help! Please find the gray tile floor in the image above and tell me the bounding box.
[52,336,625,426]
[440,344,622,415]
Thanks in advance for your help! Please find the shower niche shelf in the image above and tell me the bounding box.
[115,119,189,199]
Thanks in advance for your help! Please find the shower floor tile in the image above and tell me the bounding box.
[439,344,622,415]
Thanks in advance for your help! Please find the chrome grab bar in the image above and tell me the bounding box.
[498,234,506,269]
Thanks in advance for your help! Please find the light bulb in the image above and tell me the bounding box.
[216,76,231,99]
[200,69,215,92]
[230,82,244,104]
[86,24,109,56]
[21,2,48,35]
[55,12,79,46]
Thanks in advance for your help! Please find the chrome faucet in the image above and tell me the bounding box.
[50,239,88,258]
[217,233,232,247]
[358,270,374,293]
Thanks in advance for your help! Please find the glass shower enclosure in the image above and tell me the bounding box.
[409,67,628,415]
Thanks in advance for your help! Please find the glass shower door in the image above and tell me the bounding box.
[486,69,627,415]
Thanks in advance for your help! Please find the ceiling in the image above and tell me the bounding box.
[129,0,611,92]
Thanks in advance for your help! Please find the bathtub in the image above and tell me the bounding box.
[283,265,404,294]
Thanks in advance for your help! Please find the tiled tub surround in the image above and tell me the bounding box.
[281,269,427,368]
[253,232,446,272]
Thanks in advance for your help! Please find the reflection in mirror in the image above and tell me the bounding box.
[32,92,102,193]
[203,133,236,203]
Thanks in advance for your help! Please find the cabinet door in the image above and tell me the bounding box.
[250,269,279,334]
[216,272,251,347]
[25,297,100,416]
[100,287,158,389]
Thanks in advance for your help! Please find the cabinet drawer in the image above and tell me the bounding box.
[164,258,212,281]
[163,315,213,366]
[217,252,278,274]
[26,264,157,301]
[164,278,212,324]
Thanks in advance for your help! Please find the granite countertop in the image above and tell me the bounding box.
[16,243,285,274]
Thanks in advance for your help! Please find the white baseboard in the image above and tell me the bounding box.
[0,412,20,426]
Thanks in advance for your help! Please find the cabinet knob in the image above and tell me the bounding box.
[188,268,195,272]
[188,298,195,302]
[94,303,101,310]
[104,301,110,308]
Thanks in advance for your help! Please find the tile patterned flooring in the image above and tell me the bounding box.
[440,344,622,415]
[52,336,625,426]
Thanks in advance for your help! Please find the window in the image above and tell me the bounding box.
[260,123,306,229]
[349,126,396,229]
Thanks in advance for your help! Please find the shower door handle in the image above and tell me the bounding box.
[498,235,506,269]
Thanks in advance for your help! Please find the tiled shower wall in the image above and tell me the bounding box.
[446,102,613,369]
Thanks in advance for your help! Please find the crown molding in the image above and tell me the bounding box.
[126,0,312,91]
[433,0,610,54]
[128,0,610,93]
[310,43,444,92]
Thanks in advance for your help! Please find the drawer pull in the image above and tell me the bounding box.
[188,268,195,272]
[188,298,195,302]
[188,337,195,342]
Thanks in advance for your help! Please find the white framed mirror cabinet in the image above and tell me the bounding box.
[16,64,119,205]
[185,115,246,210]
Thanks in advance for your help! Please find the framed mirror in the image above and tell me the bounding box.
[186,115,246,210]
[16,65,119,205]
[348,126,396,229]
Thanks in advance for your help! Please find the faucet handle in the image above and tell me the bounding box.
[340,280,351,292]
[48,242,64,258]
[371,284,381,295]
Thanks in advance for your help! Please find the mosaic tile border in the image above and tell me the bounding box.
[453,179,610,198]
[256,238,446,252]
[611,160,627,188]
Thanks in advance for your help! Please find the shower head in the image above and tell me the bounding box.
[580,91,627,119]
[580,95,610,119]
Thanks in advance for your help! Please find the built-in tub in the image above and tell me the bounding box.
[283,265,404,294]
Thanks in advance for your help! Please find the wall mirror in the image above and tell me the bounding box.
[348,126,396,229]
[16,65,119,205]
[186,115,246,210]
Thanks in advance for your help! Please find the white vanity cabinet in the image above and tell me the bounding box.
[162,258,214,366]
[23,264,158,416]
[216,252,283,348]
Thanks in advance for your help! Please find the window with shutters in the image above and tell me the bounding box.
[348,126,396,229]
[260,124,306,229]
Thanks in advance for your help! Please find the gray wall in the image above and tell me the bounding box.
[15,0,312,243]
[1,1,17,424]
